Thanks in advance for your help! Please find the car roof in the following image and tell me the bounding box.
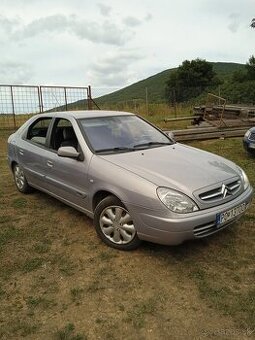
[34,110,134,119]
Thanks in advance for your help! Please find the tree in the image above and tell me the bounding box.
[246,55,255,80]
[224,55,255,104]
[165,58,218,103]
[232,69,247,83]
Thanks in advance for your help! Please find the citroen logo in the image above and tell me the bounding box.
[221,184,230,198]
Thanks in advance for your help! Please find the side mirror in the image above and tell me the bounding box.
[57,146,80,159]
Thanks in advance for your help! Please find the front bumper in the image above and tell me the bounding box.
[243,139,255,153]
[125,185,253,245]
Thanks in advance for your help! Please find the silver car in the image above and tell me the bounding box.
[7,111,253,250]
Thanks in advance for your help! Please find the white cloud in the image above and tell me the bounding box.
[97,3,112,16]
[228,13,241,33]
[0,0,254,89]
[1,14,133,46]
[144,13,152,21]
[0,15,20,35]
[88,50,143,86]
[70,19,133,46]
[123,16,142,27]
[0,61,33,84]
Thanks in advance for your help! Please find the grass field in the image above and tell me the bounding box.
[0,104,192,132]
[0,129,254,339]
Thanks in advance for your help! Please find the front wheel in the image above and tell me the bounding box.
[94,196,141,250]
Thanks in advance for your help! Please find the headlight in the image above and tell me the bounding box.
[157,187,199,214]
[240,169,249,190]
[236,166,249,190]
[244,130,250,138]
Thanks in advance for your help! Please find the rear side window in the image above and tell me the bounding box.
[27,118,52,146]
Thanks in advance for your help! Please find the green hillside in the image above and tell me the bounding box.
[211,62,244,78]
[95,62,245,104]
[96,68,176,104]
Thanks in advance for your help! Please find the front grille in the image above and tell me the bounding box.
[248,132,255,141]
[194,221,233,238]
[199,180,241,203]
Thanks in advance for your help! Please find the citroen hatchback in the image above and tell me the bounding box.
[7,111,253,250]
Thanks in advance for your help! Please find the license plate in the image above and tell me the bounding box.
[249,143,255,149]
[216,203,246,227]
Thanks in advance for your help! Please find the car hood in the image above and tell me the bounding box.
[100,143,240,194]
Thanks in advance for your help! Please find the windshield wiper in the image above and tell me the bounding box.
[96,142,172,153]
[95,147,134,154]
[133,142,172,149]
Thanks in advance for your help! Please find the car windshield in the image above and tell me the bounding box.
[79,115,173,153]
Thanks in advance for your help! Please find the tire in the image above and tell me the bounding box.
[13,164,33,194]
[94,196,141,250]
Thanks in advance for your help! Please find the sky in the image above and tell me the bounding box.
[0,0,254,95]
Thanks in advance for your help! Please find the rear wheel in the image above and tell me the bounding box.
[94,196,141,250]
[13,164,33,194]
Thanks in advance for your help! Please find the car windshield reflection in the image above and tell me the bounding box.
[79,115,173,153]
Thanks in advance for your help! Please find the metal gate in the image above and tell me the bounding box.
[0,84,93,129]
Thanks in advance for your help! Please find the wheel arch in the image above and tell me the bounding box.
[92,190,122,212]
[11,161,18,172]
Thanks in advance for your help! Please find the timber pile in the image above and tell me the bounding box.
[165,126,251,142]
[162,101,255,140]
[193,105,255,120]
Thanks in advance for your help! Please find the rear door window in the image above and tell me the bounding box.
[50,118,79,151]
[26,118,52,146]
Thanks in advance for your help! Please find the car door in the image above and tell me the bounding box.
[17,117,53,189]
[43,118,91,213]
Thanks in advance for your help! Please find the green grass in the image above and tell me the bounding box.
[55,323,86,340]
[12,197,28,208]
[22,257,44,272]
[126,296,161,329]
[0,225,23,252]
[0,128,254,339]
[70,287,84,303]
[0,320,39,338]
[34,239,52,254]
[26,296,56,310]
[57,257,76,277]
[0,113,33,130]
[186,138,255,329]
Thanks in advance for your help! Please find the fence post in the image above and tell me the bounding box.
[87,85,92,110]
[37,86,42,113]
[64,87,68,111]
[39,86,44,112]
[10,86,16,129]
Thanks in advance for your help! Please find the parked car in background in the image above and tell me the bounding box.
[7,111,253,250]
[243,127,255,154]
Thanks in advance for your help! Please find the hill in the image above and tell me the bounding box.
[95,62,245,104]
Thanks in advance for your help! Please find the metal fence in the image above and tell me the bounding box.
[0,83,194,131]
[0,84,96,129]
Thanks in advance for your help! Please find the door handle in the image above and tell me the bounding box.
[19,149,24,156]
[46,160,53,168]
